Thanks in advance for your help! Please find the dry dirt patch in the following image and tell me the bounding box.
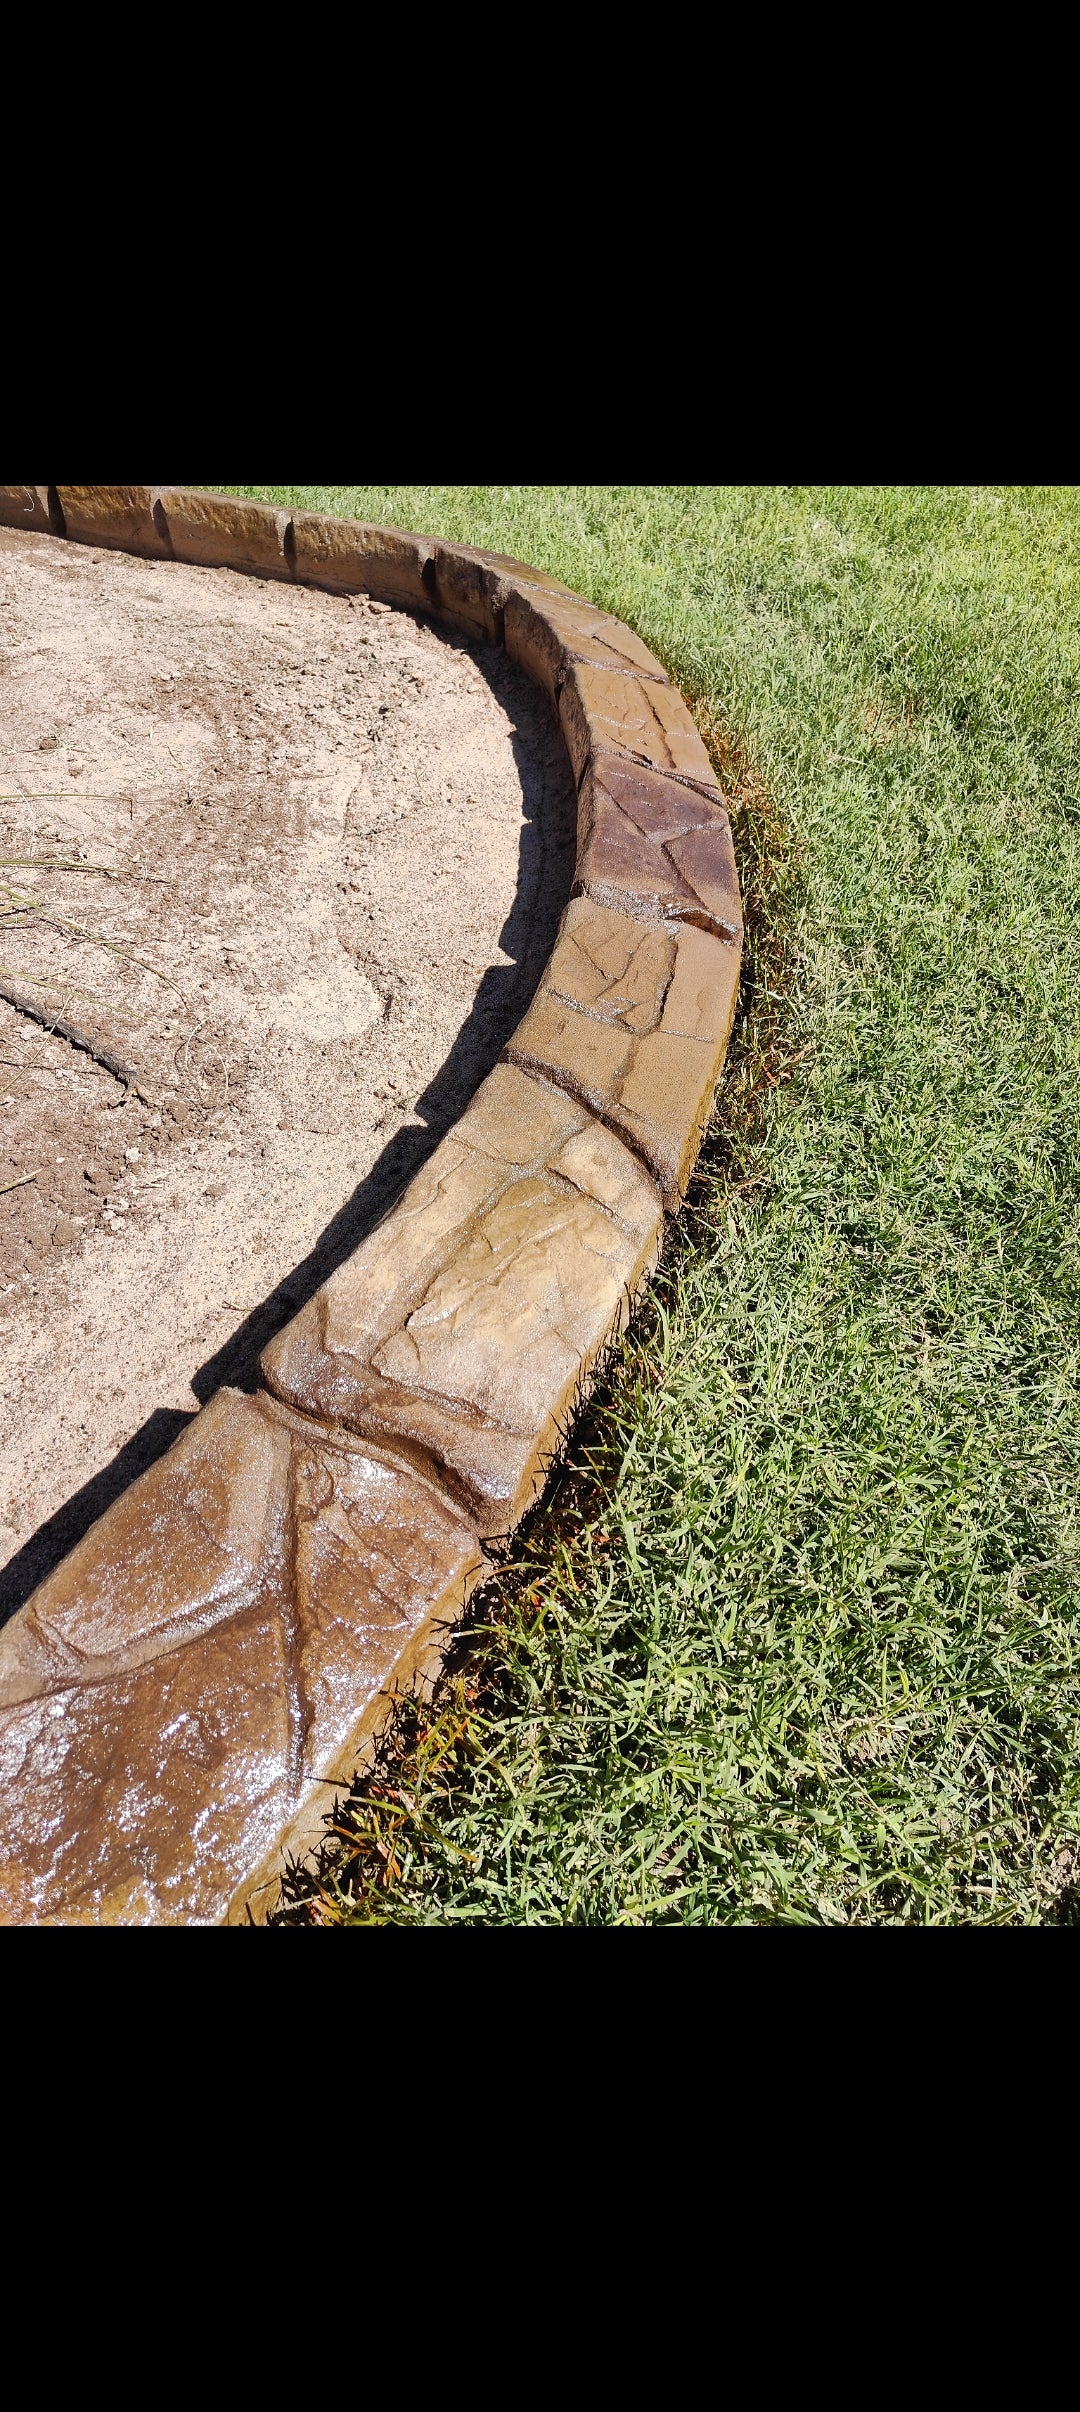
[0,527,574,1610]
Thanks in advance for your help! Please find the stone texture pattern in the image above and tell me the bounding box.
[54,485,171,558]
[154,488,293,579]
[504,586,669,697]
[576,755,743,941]
[505,903,740,1207]
[261,1063,664,1534]
[0,1389,482,1924]
[290,510,434,608]
[560,660,719,791]
[0,486,64,536]
[0,488,743,1924]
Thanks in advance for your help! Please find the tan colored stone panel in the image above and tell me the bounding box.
[260,1143,501,1422]
[261,1062,662,1533]
[453,1066,655,1244]
[290,510,434,607]
[0,486,57,534]
[156,489,292,579]
[448,1059,586,1167]
[550,1123,661,1246]
[262,1067,594,1432]
[507,989,636,1107]
[375,1176,628,1416]
[610,1034,719,1204]
[329,1103,663,1532]
[429,545,500,643]
[620,926,741,1199]
[560,661,719,789]
[55,485,171,558]
[365,1169,660,1528]
[382,1101,661,1525]
[658,920,740,1043]
[507,916,741,1206]
[320,1144,498,1357]
[282,1414,483,1780]
[506,898,677,1081]
[504,588,668,701]
[648,683,719,783]
[544,897,675,1033]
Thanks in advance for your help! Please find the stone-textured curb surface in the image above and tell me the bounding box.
[0,487,743,1925]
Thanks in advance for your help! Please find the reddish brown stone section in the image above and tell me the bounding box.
[0,489,743,1922]
[576,755,742,940]
[0,1389,482,1924]
[560,660,719,791]
[0,1605,294,1926]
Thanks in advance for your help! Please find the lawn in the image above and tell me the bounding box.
[236,485,1080,1924]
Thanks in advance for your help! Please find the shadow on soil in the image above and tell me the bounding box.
[0,628,577,1624]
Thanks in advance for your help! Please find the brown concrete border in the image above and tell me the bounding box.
[0,486,743,1925]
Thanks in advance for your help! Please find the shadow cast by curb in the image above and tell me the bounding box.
[0,628,577,1626]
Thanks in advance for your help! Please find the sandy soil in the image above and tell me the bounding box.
[0,527,575,1616]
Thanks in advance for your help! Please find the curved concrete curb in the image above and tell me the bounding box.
[0,486,743,1925]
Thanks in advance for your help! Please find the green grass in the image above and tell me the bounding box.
[236,485,1080,1924]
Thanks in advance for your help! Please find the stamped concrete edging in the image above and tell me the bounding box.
[0,486,743,1926]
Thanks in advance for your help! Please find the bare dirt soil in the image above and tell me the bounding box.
[0,527,575,1615]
